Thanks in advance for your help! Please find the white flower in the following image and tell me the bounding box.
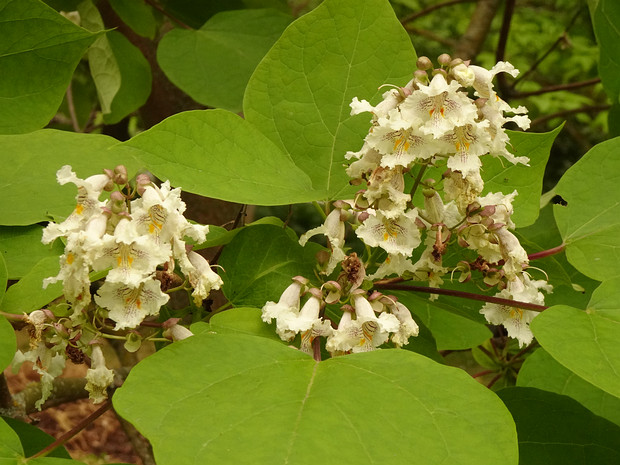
[400,74,478,138]
[261,280,304,341]
[356,209,421,256]
[367,253,416,280]
[299,209,347,274]
[470,61,519,99]
[95,278,170,330]
[345,145,382,180]
[443,170,485,212]
[85,345,114,404]
[351,295,400,352]
[364,166,411,219]
[480,275,552,347]
[164,324,194,341]
[443,122,492,177]
[176,247,223,306]
[452,63,475,87]
[390,302,419,347]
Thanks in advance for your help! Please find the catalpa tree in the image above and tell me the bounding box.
[0,0,619,464]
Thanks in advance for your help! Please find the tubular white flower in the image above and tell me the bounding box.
[182,249,223,305]
[443,121,492,177]
[85,345,115,404]
[350,295,400,352]
[299,209,347,274]
[261,280,304,341]
[390,302,419,347]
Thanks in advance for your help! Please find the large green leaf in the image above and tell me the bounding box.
[591,0,620,102]
[114,333,518,465]
[2,417,71,459]
[108,0,157,39]
[553,137,620,280]
[0,254,6,305]
[518,348,620,427]
[482,125,562,227]
[0,0,97,134]
[244,0,416,199]
[531,278,620,398]
[0,130,141,225]
[0,256,62,314]
[218,224,323,306]
[119,109,320,205]
[498,387,620,464]
[0,226,64,279]
[194,307,283,342]
[0,315,15,373]
[158,9,291,112]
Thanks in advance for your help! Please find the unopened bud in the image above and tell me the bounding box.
[113,165,128,185]
[431,68,448,79]
[416,56,432,70]
[449,58,464,67]
[414,69,429,83]
[438,53,451,66]
[136,173,151,195]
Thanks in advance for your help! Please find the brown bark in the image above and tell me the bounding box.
[455,0,501,61]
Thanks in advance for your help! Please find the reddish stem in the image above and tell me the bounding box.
[472,369,495,379]
[373,284,548,312]
[527,243,566,261]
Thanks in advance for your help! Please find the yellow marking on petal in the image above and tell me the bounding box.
[136,298,142,309]
[429,108,435,117]
[440,107,445,117]
[117,256,122,267]
[455,142,461,151]
[383,232,389,241]
[465,142,470,151]
[66,253,74,265]
[75,204,84,215]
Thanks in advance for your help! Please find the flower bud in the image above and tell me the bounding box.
[431,68,448,79]
[135,173,151,195]
[438,53,451,66]
[113,165,128,185]
[414,69,429,83]
[416,56,432,70]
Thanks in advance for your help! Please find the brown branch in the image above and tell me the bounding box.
[403,26,457,48]
[455,0,501,61]
[0,374,13,410]
[400,0,476,24]
[28,400,112,460]
[373,283,548,312]
[531,103,610,127]
[528,244,566,261]
[494,0,516,98]
[143,0,192,29]
[14,378,89,415]
[511,78,601,99]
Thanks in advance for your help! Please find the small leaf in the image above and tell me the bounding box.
[531,278,620,398]
[518,348,620,427]
[0,0,98,133]
[244,0,417,199]
[498,387,620,464]
[482,125,562,227]
[218,224,323,307]
[158,9,292,112]
[553,137,620,280]
[1,256,62,314]
[114,333,518,465]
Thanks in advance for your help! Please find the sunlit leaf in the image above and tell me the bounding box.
[0,226,64,279]
[114,333,518,465]
[1,256,62,314]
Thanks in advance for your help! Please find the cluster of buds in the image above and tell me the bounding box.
[15,165,221,406]
[284,54,551,350]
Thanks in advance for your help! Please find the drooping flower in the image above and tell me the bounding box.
[299,209,347,274]
[85,345,114,404]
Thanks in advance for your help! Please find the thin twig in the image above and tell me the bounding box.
[66,83,81,132]
[400,0,476,24]
[512,8,583,87]
[528,244,566,261]
[494,0,516,99]
[403,26,457,48]
[472,369,495,378]
[143,0,192,29]
[530,103,610,127]
[486,372,503,388]
[28,399,112,460]
[511,78,601,99]
[210,204,246,266]
[373,283,548,312]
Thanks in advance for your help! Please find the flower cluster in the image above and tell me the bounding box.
[272,55,551,352]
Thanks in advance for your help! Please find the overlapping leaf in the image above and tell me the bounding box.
[0,226,64,279]
[114,332,518,465]
[531,278,620,398]
[0,0,97,134]
[590,0,620,102]
[158,9,291,112]
[244,0,417,199]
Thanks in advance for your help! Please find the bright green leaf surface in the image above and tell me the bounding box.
[0,418,21,460]
[194,307,283,342]
[119,109,319,205]
[498,387,620,464]
[244,0,416,199]
[219,224,323,306]
[518,348,620,427]
[0,255,6,305]
[158,9,291,112]
[108,0,157,39]
[531,278,620,398]
[0,226,63,279]
[102,30,152,124]
[482,125,562,227]
[553,137,620,280]
[114,333,517,465]
[0,316,15,373]
[0,0,97,134]
[591,0,620,101]
[1,256,62,314]
[0,130,141,225]
[395,292,491,351]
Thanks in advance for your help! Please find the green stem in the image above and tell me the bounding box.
[312,201,328,220]
[409,163,428,199]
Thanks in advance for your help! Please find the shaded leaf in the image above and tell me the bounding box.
[158,9,291,112]
[108,0,157,39]
[498,387,620,464]
[0,315,16,372]
[1,256,62,314]
[0,0,97,134]
[2,417,71,459]
[591,0,620,101]
[114,332,518,465]
[0,226,64,279]
[244,0,417,199]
